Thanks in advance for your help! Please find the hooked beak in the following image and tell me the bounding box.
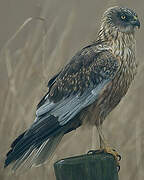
[131,18,140,29]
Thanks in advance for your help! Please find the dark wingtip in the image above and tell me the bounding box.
[4,163,7,168]
[4,158,9,168]
[4,131,26,168]
[4,149,13,168]
[11,131,26,149]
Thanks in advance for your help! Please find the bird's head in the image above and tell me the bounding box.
[102,6,140,34]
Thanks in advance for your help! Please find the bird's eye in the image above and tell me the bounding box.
[121,15,126,20]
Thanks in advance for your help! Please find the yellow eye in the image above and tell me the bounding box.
[121,15,126,20]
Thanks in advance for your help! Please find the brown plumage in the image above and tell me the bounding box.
[5,6,140,171]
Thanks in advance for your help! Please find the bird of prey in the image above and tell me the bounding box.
[4,6,140,171]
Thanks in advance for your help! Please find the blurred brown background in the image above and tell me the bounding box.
[0,0,144,180]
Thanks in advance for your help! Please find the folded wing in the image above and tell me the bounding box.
[4,43,119,172]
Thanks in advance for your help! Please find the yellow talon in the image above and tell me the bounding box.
[103,147,121,168]
[87,147,121,171]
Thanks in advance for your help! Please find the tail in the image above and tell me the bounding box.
[4,116,65,172]
[4,131,64,172]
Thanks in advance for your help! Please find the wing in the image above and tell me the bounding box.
[4,43,119,171]
[36,44,119,125]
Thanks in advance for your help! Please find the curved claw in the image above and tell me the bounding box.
[87,150,94,155]
[87,149,102,155]
[117,154,121,161]
[112,149,116,152]
[117,165,120,172]
[112,149,121,161]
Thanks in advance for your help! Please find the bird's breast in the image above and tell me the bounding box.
[83,52,137,126]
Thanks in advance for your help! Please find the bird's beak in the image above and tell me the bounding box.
[131,17,140,29]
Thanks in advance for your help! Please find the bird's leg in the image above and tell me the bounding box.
[87,124,121,171]
[91,126,98,149]
[97,125,109,148]
[97,125,121,170]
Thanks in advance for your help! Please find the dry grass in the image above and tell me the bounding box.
[0,0,144,180]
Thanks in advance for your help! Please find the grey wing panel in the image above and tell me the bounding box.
[35,80,109,126]
[36,99,55,117]
[50,79,110,126]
